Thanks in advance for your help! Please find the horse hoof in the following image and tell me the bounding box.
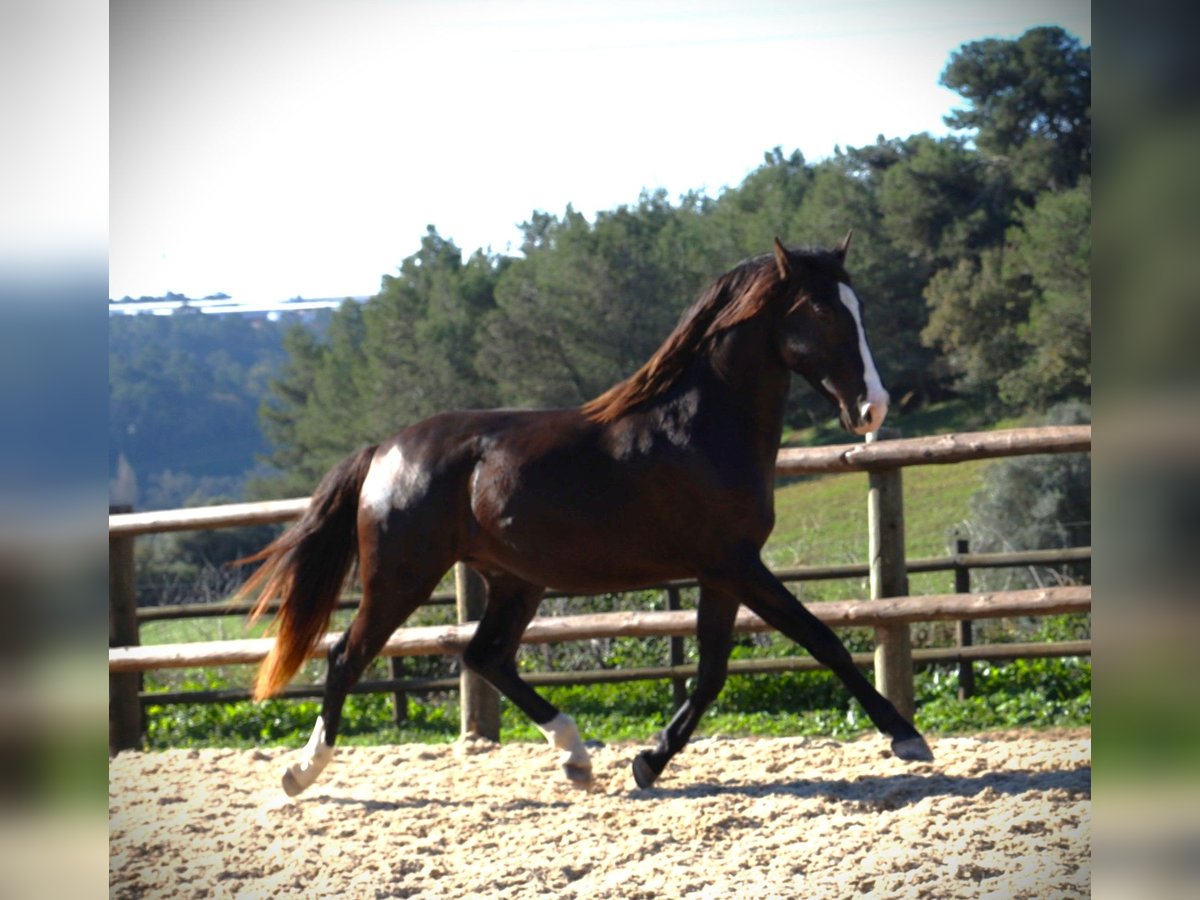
[563,763,594,789]
[281,769,304,797]
[632,754,659,789]
[892,735,934,762]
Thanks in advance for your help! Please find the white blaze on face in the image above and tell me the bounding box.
[837,283,889,433]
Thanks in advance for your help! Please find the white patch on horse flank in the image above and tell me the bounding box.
[360,444,430,518]
[837,283,889,426]
[281,715,334,797]
[537,713,591,769]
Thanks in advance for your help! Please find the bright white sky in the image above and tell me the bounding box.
[110,0,1090,304]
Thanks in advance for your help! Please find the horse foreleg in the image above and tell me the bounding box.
[461,572,596,786]
[633,587,739,788]
[722,555,933,762]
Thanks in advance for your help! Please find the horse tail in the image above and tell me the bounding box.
[234,444,379,701]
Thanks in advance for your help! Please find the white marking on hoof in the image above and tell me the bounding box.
[892,735,934,762]
[281,716,334,797]
[538,713,593,786]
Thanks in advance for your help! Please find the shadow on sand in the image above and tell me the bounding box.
[625,766,1091,808]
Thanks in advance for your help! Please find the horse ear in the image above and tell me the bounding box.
[835,229,853,262]
[773,237,790,280]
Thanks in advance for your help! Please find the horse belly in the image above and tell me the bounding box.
[467,461,731,593]
[474,533,689,595]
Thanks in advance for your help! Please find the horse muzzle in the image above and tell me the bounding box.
[843,393,889,436]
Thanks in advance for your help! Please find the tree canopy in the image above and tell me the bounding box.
[941,26,1090,195]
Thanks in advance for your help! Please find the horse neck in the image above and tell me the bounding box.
[688,314,792,466]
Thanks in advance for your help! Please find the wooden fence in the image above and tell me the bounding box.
[109,425,1091,753]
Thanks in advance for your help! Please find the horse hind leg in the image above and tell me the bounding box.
[282,549,448,797]
[460,571,594,787]
[537,713,593,788]
[280,633,344,797]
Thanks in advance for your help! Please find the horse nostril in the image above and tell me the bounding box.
[858,398,887,434]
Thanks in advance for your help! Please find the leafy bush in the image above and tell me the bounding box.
[143,650,1089,750]
[144,680,460,749]
[966,401,1091,589]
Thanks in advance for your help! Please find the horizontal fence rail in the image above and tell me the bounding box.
[134,546,1092,622]
[109,497,309,537]
[110,585,1090,673]
[775,425,1091,476]
[108,426,1092,537]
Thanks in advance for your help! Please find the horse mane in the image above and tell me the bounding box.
[581,254,785,424]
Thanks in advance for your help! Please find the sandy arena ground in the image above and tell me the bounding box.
[110,730,1090,898]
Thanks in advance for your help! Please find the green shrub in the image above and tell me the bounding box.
[967,401,1091,589]
[143,651,1089,749]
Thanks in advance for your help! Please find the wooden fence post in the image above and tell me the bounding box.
[109,504,142,755]
[954,536,976,699]
[666,587,688,708]
[455,563,500,740]
[867,429,915,721]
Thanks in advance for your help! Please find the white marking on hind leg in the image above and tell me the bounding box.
[538,713,593,787]
[281,716,334,797]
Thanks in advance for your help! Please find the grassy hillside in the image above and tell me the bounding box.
[764,459,993,602]
[766,398,1022,599]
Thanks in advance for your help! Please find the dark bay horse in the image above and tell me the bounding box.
[238,234,933,797]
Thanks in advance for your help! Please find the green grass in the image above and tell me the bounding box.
[765,459,994,602]
[138,400,1090,749]
[768,397,1027,600]
[768,465,993,563]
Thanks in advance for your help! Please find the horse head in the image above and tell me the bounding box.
[773,233,889,435]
